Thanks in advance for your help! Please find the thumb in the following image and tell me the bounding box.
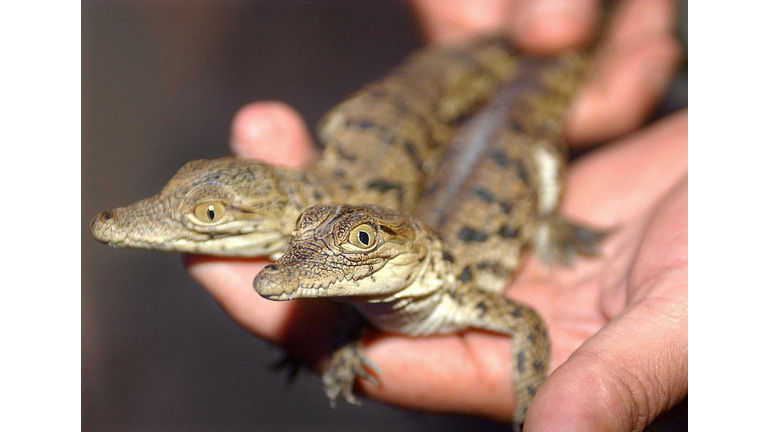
[524,181,688,431]
[229,101,318,167]
[524,297,687,431]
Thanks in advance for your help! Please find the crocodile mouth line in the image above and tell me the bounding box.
[259,285,331,301]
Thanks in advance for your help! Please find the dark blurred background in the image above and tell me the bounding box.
[82,1,687,431]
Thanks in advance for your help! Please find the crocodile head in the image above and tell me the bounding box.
[90,157,313,256]
[253,204,433,301]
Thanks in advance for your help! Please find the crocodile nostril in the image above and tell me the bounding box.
[95,210,115,222]
[91,210,116,235]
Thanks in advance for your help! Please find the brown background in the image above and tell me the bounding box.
[82,1,687,430]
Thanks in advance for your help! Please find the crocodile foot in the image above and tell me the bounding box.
[322,340,381,407]
[533,214,610,265]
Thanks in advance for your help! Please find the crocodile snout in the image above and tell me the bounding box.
[253,263,296,300]
[90,210,124,244]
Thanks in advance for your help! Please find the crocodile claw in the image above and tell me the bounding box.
[322,341,380,407]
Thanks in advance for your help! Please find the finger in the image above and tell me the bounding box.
[567,0,682,144]
[358,332,515,422]
[184,255,341,362]
[410,0,681,144]
[408,0,511,44]
[229,101,318,167]
[185,101,319,344]
[525,181,688,432]
[508,0,599,54]
[561,109,688,226]
[184,256,277,337]
[409,0,598,53]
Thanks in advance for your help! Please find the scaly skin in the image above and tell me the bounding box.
[91,36,605,428]
[254,204,551,427]
[90,37,518,257]
[415,52,604,295]
[253,53,608,428]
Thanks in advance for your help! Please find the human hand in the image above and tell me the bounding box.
[185,0,686,429]
[513,109,687,430]
[410,0,682,145]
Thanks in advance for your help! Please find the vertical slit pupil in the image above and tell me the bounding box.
[206,206,215,221]
[358,231,370,245]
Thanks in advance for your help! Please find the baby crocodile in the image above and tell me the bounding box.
[254,54,606,427]
[90,37,519,257]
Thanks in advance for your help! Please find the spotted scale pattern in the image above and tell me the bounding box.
[91,38,520,257]
[254,51,608,429]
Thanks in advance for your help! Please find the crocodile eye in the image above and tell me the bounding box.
[349,224,376,250]
[193,202,227,225]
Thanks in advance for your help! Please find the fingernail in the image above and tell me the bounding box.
[231,103,277,146]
